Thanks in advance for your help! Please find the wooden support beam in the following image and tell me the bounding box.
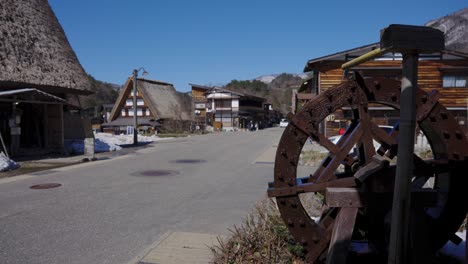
[327,207,358,264]
[325,187,438,208]
[325,188,364,208]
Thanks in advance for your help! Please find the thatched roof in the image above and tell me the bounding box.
[0,0,92,94]
[108,78,191,122]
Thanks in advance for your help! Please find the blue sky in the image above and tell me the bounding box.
[49,0,466,92]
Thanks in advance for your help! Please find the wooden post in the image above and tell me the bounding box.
[379,25,445,264]
[43,104,48,148]
[0,129,8,157]
[388,51,419,263]
[327,207,358,264]
[59,104,65,153]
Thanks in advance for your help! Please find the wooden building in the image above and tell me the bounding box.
[302,43,468,136]
[190,84,210,131]
[0,0,92,157]
[103,78,191,134]
[204,87,266,131]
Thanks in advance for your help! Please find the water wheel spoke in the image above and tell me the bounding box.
[355,105,376,164]
[370,122,397,148]
[313,123,364,183]
[267,177,357,198]
[375,122,400,157]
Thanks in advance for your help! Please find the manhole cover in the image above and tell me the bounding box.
[30,183,62,189]
[136,170,180,176]
[171,159,206,164]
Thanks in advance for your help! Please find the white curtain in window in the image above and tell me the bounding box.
[455,78,467,87]
[443,76,456,87]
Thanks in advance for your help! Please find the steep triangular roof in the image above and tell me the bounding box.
[108,78,191,122]
[0,0,91,94]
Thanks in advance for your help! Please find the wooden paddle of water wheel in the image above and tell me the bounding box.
[267,73,467,263]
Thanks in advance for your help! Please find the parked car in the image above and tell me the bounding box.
[328,125,395,151]
[279,119,289,128]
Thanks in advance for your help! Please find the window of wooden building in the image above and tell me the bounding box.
[126,99,133,106]
[214,99,231,108]
[121,109,126,117]
[443,74,468,88]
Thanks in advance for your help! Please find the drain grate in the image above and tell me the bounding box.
[171,159,206,164]
[135,170,180,177]
[30,183,62,189]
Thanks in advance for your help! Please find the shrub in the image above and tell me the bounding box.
[211,198,306,263]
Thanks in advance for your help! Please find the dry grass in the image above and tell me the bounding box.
[459,214,467,232]
[300,151,327,166]
[210,198,306,264]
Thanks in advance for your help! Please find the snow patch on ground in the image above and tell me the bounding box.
[94,133,160,146]
[439,230,466,262]
[65,133,164,154]
[0,152,20,172]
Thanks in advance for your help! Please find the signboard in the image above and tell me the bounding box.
[326,115,335,122]
[195,103,206,109]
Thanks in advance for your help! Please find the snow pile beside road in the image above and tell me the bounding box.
[95,138,122,152]
[94,133,160,145]
[0,152,19,172]
[65,138,122,154]
[65,133,162,154]
[439,230,466,262]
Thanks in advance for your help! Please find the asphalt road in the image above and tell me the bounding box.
[0,128,283,264]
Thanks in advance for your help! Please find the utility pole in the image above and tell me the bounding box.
[132,68,148,145]
[132,69,138,145]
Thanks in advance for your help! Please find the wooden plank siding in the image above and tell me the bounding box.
[192,87,207,101]
[192,87,209,120]
[318,59,468,108]
[315,59,468,136]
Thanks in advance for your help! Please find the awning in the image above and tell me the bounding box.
[0,88,66,104]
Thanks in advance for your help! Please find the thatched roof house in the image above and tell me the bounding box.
[104,78,191,133]
[0,0,92,94]
[0,0,93,156]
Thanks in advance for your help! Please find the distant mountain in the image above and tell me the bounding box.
[80,74,120,110]
[224,73,307,114]
[425,8,468,53]
[254,73,308,84]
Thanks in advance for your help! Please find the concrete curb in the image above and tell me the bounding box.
[137,231,225,264]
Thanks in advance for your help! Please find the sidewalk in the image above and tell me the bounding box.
[138,232,224,264]
[0,142,156,179]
